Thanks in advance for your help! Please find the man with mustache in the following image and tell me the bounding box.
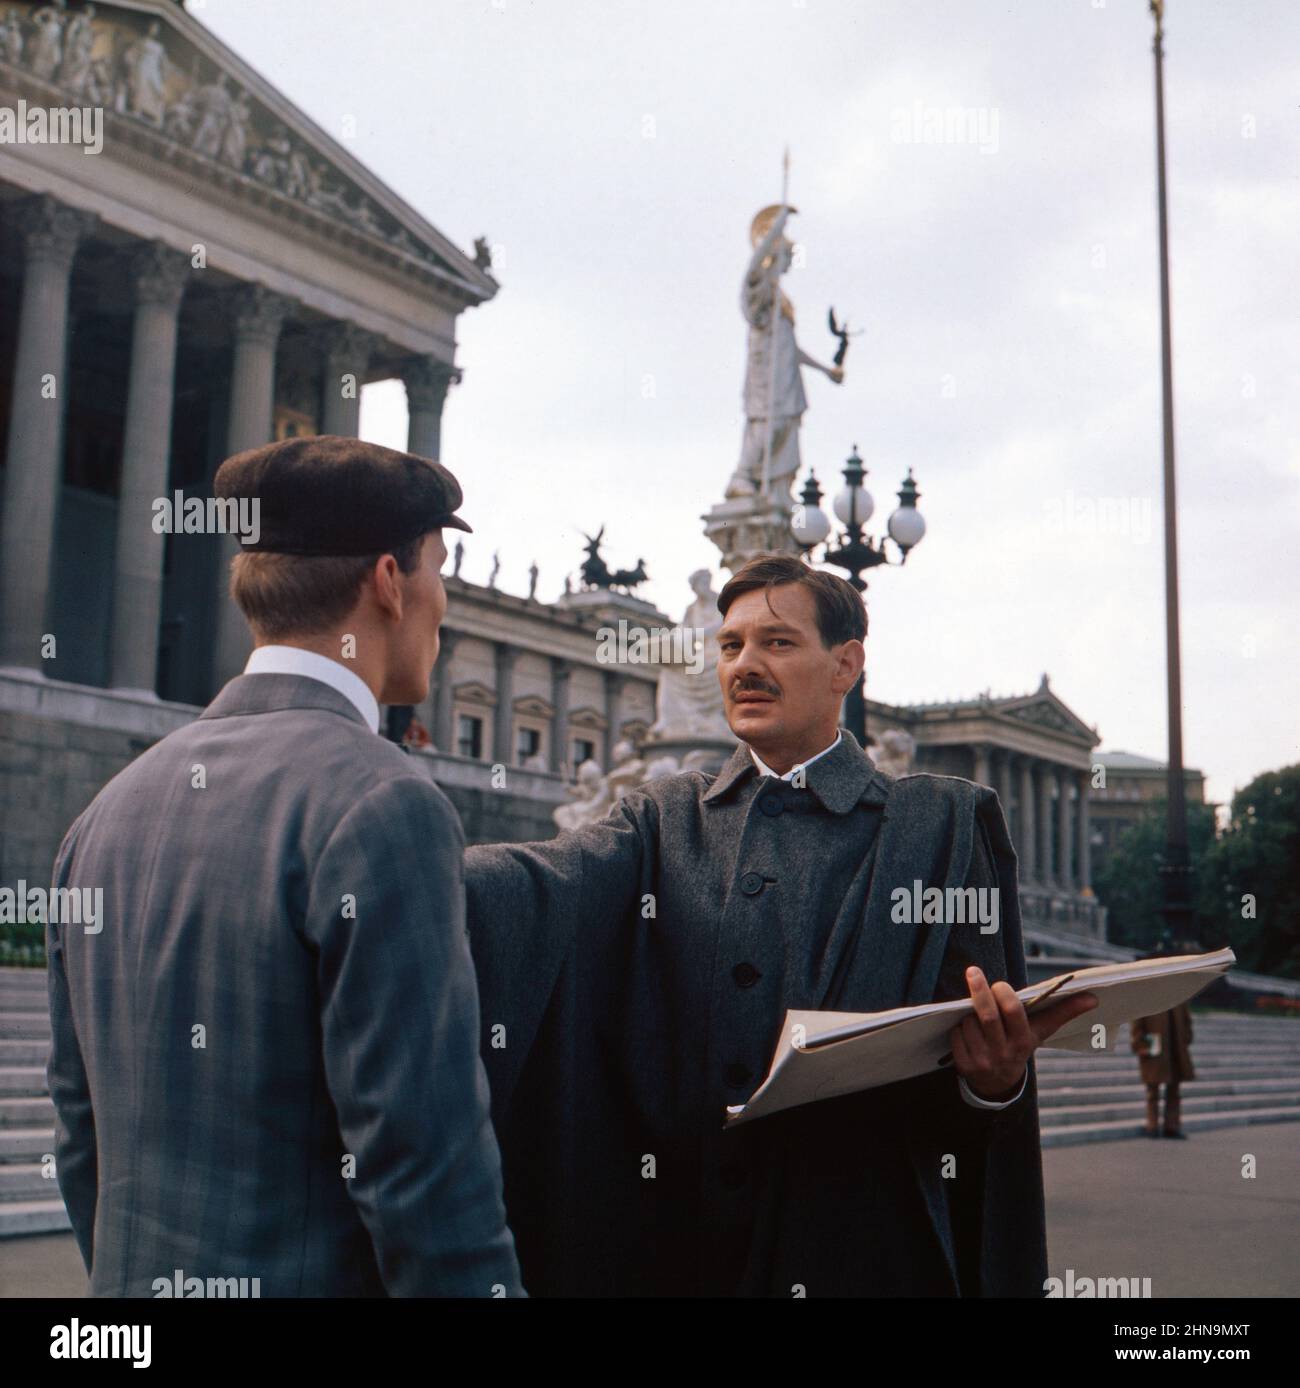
[464,553,1094,1296]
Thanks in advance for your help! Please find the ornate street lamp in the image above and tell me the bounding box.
[791,445,926,744]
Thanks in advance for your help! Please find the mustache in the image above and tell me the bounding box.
[730,677,781,698]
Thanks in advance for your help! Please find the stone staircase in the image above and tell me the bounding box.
[1037,1012,1300,1146]
[3,967,1299,1236]
[0,966,66,1237]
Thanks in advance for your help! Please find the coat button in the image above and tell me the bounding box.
[760,795,784,816]
[724,1062,752,1088]
[732,962,761,989]
[739,871,764,896]
[720,1161,747,1190]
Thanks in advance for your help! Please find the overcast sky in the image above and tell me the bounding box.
[200,0,1299,808]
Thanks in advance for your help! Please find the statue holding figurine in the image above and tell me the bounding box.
[724,200,846,503]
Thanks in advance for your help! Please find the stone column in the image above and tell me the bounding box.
[432,628,459,753]
[493,642,517,764]
[603,670,623,769]
[211,286,292,689]
[550,657,571,774]
[0,196,95,668]
[402,356,458,461]
[996,749,1013,820]
[1057,768,1075,892]
[1036,762,1055,886]
[972,744,991,787]
[1076,768,1092,892]
[319,322,376,438]
[109,242,190,691]
[1018,756,1037,881]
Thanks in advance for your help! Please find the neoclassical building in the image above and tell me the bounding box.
[863,677,1107,943]
[0,0,491,702]
[0,0,1127,960]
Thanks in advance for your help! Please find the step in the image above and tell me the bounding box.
[0,1199,71,1237]
[1040,1091,1300,1127]
[0,1014,51,1040]
[1035,1077,1300,1108]
[1040,1104,1300,1148]
[1032,1065,1293,1088]
[0,1128,55,1163]
[0,1068,47,1098]
[0,1041,48,1066]
[0,1096,54,1128]
[0,1162,57,1201]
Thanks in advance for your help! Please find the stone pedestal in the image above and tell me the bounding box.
[702,494,800,574]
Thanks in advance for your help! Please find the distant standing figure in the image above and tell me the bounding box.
[1130,1003,1195,1138]
[453,537,464,577]
[528,561,539,601]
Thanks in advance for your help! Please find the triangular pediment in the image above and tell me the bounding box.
[999,690,1096,743]
[0,0,495,301]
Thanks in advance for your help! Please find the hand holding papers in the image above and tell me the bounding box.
[726,947,1235,1126]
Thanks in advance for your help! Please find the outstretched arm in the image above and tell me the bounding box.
[464,793,652,1113]
[796,346,844,382]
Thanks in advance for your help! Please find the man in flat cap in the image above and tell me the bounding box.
[46,436,522,1297]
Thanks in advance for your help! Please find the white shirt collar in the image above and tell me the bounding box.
[244,645,381,734]
[750,729,842,781]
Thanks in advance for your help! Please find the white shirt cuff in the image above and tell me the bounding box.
[958,1069,1027,1110]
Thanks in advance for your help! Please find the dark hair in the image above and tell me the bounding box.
[231,535,425,641]
[717,553,866,648]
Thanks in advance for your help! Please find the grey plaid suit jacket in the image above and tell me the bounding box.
[46,672,521,1298]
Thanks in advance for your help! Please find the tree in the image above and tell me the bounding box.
[1092,798,1220,954]
[1204,766,1300,980]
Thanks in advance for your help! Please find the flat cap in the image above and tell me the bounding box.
[213,435,471,554]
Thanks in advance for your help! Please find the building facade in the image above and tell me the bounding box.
[1087,749,1208,878]
[0,0,493,703]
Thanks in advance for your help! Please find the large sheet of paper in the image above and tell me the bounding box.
[724,947,1235,1126]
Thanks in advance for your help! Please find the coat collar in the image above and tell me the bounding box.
[703,727,891,813]
[199,672,373,730]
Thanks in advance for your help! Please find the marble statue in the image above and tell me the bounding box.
[873,728,916,779]
[649,569,731,741]
[453,538,464,578]
[222,90,252,171]
[528,561,539,601]
[57,3,94,95]
[28,1,66,81]
[725,204,843,501]
[119,19,166,126]
[554,758,612,831]
[604,740,647,801]
[488,551,500,590]
[1,10,24,66]
[191,73,233,159]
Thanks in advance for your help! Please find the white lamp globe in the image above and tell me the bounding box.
[832,483,873,527]
[888,505,926,550]
[791,504,831,547]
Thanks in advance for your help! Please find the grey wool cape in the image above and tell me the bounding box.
[464,731,1049,1297]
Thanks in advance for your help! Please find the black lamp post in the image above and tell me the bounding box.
[791,445,927,745]
[1149,0,1194,945]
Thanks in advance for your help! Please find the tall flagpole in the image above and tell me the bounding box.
[760,147,790,497]
[1150,0,1192,945]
